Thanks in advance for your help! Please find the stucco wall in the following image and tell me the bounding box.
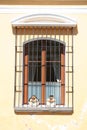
[0,7,87,130]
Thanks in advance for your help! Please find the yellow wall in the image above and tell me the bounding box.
[0,9,87,130]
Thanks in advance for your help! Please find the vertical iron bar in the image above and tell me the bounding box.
[41,26,42,106]
[22,28,24,105]
[50,27,51,100]
[40,26,42,106]
[24,27,26,48]
[18,27,22,107]
[28,27,30,40]
[23,42,24,105]
[34,27,36,102]
[23,26,29,105]
[41,27,46,105]
[41,27,43,105]
[54,27,56,105]
[46,27,47,105]
[14,27,17,108]
[17,28,20,107]
[28,27,30,105]
[40,28,42,103]
[36,27,38,101]
[72,27,74,111]
[63,28,66,107]
[67,29,69,107]
[63,29,65,106]
[59,28,61,105]
[24,26,28,107]
[32,27,34,97]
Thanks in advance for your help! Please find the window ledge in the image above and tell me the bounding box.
[14,105,73,115]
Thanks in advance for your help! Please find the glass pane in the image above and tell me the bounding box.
[28,82,41,102]
[27,39,64,105]
[46,41,60,61]
[46,82,61,104]
[29,41,41,61]
[29,62,41,81]
[46,62,56,81]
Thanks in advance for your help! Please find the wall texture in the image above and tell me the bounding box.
[0,6,87,130]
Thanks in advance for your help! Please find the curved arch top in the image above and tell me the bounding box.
[23,37,66,46]
[12,14,77,27]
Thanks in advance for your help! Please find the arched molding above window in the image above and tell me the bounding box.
[12,14,77,27]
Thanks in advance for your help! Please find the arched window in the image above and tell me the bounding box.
[23,39,65,105]
[12,14,77,114]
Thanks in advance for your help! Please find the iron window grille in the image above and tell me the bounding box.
[12,15,77,114]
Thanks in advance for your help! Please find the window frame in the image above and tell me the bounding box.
[12,14,77,114]
[23,39,65,105]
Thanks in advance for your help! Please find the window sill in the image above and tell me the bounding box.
[14,105,73,115]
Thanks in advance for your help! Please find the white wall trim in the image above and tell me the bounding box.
[12,14,77,27]
[0,6,87,14]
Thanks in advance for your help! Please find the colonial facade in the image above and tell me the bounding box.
[0,2,87,130]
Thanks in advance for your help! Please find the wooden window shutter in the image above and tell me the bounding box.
[61,45,65,105]
[41,46,46,104]
[23,44,28,104]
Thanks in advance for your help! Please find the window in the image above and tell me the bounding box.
[12,14,77,114]
[23,39,65,105]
